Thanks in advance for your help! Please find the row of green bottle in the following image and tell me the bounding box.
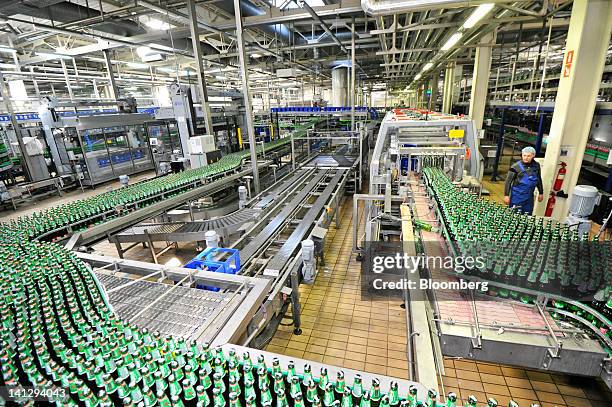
[4,136,292,241]
[422,167,610,300]
[0,136,290,405]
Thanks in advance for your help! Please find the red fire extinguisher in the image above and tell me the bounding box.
[552,162,567,191]
[545,193,556,217]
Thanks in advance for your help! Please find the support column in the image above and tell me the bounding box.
[60,59,74,102]
[430,70,439,111]
[442,64,454,114]
[103,50,118,100]
[0,70,31,181]
[233,0,260,194]
[535,0,612,218]
[187,0,213,135]
[469,33,494,131]
[351,22,356,131]
[452,64,463,106]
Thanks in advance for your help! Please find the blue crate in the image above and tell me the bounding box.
[184,247,241,291]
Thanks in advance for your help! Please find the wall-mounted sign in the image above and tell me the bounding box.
[563,50,574,78]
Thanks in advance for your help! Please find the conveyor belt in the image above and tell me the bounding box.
[306,154,357,167]
[264,169,347,276]
[238,169,328,265]
[96,273,234,338]
[109,208,259,244]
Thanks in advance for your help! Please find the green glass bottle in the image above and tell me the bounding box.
[212,388,225,407]
[257,366,269,390]
[196,385,210,406]
[319,367,329,392]
[426,389,437,407]
[342,388,354,407]
[277,388,289,407]
[351,374,363,400]
[260,382,273,405]
[228,392,241,407]
[465,395,477,407]
[183,379,197,404]
[370,378,382,405]
[335,371,346,398]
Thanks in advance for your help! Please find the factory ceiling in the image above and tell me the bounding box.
[0,0,577,103]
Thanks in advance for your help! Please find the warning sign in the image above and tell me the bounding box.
[563,50,574,78]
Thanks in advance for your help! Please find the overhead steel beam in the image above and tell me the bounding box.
[376,47,437,55]
[5,15,184,57]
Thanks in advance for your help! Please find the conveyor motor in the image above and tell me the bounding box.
[565,185,600,236]
[301,239,317,284]
[119,174,130,187]
[238,185,248,209]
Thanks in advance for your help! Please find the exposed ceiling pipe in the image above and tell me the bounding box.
[214,0,292,42]
[0,0,144,37]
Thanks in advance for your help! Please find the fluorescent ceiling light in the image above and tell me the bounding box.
[136,45,163,62]
[422,62,434,71]
[414,73,422,81]
[126,62,149,69]
[462,3,495,29]
[158,67,189,76]
[136,46,152,58]
[441,33,463,51]
[140,16,173,31]
[35,52,72,60]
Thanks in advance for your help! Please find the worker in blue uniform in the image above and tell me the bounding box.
[503,146,544,215]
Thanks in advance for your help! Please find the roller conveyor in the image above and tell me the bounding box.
[108,208,259,245]
[108,168,318,251]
